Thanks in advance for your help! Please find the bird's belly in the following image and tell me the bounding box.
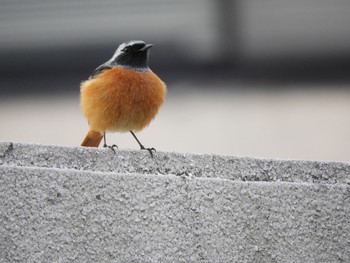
[103,87,162,132]
[80,68,166,132]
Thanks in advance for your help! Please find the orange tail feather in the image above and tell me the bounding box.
[81,130,103,147]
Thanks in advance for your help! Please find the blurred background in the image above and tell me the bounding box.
[0,0,350,162]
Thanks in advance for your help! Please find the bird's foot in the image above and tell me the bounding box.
[140,145,156,158]
[103,144,118,153]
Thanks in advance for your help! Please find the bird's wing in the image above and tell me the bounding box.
[88,63,112,79]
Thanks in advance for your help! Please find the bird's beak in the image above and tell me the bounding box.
[139,44,153,51]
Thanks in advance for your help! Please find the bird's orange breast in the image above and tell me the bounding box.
[80,67,166,132]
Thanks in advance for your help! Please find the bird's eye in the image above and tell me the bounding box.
[123,47,131,54]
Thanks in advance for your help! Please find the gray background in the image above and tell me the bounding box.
[1,0,350,162]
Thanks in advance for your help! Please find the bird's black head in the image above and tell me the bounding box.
[110,40,153,71]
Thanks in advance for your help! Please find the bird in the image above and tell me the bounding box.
[80,40,166,156]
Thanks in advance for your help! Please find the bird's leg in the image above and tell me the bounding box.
[130,131,156,157]
[103,132,118,153]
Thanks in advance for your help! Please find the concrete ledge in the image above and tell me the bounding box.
[1,142,349,184]
[1,142,350,262]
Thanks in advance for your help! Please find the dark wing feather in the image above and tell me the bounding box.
[88,63,112,79]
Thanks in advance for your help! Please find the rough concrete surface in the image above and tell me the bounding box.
[0,142,349,263]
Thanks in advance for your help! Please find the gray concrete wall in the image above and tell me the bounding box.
[1,142,349,263]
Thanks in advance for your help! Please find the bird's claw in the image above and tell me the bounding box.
[140,146,156,157]
[103,144,118,153]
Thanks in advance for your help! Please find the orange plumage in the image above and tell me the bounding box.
[81,67,166,135]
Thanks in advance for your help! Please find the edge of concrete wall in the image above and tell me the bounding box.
[1,142,349,184]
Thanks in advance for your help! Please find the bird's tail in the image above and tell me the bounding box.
[81,130,103,147]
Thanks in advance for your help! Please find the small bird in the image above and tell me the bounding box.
[80,40,166,156]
